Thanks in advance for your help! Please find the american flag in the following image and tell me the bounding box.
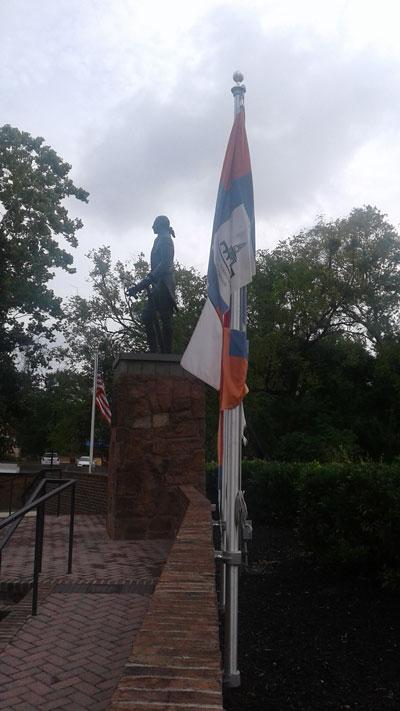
[96,374,112,426]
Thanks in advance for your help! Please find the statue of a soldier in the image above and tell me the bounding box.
[127,215,176,353]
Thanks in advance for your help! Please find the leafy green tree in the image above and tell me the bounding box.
[246,206,400,461]
[0,124,88,360]
[364,339,400,460]
[252,206,400,352]
[0,124,88,455]
[17,370,94,458]
[16,367,112,460]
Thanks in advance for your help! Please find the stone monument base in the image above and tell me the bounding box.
[107,353,205,539]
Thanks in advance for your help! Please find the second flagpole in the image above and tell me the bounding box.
[89,351,98,473]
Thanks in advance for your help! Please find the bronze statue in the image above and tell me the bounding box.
[127,215,176,353]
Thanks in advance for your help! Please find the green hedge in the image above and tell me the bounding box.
[298,462,400,584]
[206,460,400,586]
[205,460,300,524]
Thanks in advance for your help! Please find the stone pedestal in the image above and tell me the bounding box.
[107,353,205,539]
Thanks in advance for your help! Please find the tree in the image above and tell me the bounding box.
[246,207,400,461]
[0,124,88,455]
[253,206,400,350]
[17,369,102,459]
[0,124,88,358]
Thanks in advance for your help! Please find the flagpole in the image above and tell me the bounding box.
[222,71,246,688]
[89,351,98,474]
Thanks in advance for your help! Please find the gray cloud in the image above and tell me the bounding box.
[2,0,400,286]
[80,5,400,243]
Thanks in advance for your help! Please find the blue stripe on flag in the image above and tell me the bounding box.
[207,258,229,313]
[229,329,249,358]
[212,173,255,238]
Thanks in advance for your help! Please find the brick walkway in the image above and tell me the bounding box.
[0,515,171,710]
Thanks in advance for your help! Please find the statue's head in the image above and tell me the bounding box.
[152,215,170,234]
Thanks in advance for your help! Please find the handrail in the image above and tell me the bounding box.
[0,477,77,615]
[0,474,47,553]
[0,466,62,516]
[0,479,74,531]
[21,467,62,506]
[0,471,59,552]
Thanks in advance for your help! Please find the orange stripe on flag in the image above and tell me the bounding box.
[220,327,249,411]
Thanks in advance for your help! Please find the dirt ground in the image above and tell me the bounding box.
[223,527,400,711]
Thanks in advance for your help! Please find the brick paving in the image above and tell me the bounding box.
[0,515,171,710]
[0,515,169,583]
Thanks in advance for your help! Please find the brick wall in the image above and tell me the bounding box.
[111,485,223,710]
[46,472,108,516]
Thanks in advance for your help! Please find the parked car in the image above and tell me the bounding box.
[76,455,95,469]
[0,462,20,474]
[41,452,60,466]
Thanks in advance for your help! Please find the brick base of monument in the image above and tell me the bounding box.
[107,354,205,540]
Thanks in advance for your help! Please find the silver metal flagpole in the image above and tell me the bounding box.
[222,71,246,688]
[89,351,98,473]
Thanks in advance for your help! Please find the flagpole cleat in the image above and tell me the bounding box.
[223,670,241,688]
[214,550,242,566]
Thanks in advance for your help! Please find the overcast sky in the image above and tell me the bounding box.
[2,0,400,298]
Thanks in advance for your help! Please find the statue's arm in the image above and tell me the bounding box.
[126,274,152,297]
[126,237,174,296]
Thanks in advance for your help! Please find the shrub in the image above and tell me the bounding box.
[206,459,400,586]
[297,462,400,580]
[241,460,300,526]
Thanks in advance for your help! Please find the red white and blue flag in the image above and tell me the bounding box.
[181,106,255,409]
[96,374,112,426]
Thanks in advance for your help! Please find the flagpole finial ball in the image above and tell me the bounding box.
[233,71,244,85]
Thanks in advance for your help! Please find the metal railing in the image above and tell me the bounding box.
[0,477,77,615]
[0,466,63,516]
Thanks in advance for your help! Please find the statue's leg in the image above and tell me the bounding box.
[157,286,174,353]
[161,316,173,353]
[142,300,158,353]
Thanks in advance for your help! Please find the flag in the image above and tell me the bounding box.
[96,374,112,426]
[181,106,255,409]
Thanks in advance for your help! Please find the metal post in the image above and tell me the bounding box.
[219,466,227,612]
[222,72,247,688]
[67,482,76,574]
[9,478,13,515]
[37,501,45,574]
[32,502,44,616]
[89,351,98,473]
[56,468,62,517]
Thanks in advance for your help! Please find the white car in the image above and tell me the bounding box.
[41,452,60,466]
[76,455,95,469]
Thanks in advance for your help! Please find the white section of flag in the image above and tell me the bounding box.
[180,297,222,390]
[212,204,255,305]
